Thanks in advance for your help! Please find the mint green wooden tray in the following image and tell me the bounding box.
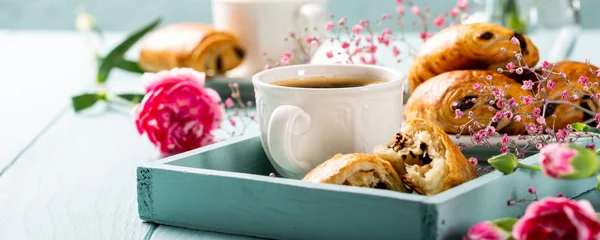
[136,135,599,240]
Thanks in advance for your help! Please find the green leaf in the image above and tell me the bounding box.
[117,93,145,104]
[72,93,99,112]
[97,56,145,74]
[572,122,590,132]
[596,176,600,191]
[97,17,161,84]
[492,217,519,232]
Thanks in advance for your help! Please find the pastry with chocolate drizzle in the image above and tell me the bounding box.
[374,118,477,196]
[138,23,246,78]
[404,70,535,135]
[510,60,600,129]
[407,22,539,92]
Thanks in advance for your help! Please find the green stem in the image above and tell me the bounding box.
[518,163,542,171]
[106,93,136,108]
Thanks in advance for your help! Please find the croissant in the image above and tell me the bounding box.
[138,23,245,77]
[404,70,534,135]
[302,153,407,192]
[407,22,539,92]
[374,118,477,196]
[519,61,600,129]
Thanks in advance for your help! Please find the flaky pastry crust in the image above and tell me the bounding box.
[408,23,539,92]
[302,153,407,192]
[405,70,534,135]
[374,118,477,196]
[138,23,245,77]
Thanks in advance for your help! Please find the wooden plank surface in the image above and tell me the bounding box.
[0,31,93,172]
[0,110,159,239]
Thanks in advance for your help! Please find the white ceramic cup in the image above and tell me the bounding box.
[252,64,405,179]
[211,0,327,78]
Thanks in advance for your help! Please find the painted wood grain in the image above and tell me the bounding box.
[0,110,159,239]
[152,225,258,240]
[0,31,92,172]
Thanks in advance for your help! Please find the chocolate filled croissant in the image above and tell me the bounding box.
[302,153,407,192]
[516,61,600,129]
[408,23,539,92]
[138,23,245,77]
[374,118,477,196]
[404,70,534,135]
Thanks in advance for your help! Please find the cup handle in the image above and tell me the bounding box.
[295,3,326,33]
[267,105,313,176]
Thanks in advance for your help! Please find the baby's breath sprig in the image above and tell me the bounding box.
[264,0,469,69]
[455,36,600,158]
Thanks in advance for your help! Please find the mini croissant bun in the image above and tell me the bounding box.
[138,23,246,77]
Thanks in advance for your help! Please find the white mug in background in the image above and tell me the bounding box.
[252,64,405,179]
[211,0,327,79]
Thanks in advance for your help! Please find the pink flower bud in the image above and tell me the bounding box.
[392,46,400,57]
[540,143,599,179]
[326,50,334,59]
[511,36,520,46]
[515,68,524,75]
[433,16,446,28]
[396,5,405,15]
[506,62,515,70]
[337,17,346,25]
[352,24,363,35]
[341,41,350,49]
[541,60,550,68]
[578,75,589,85]
[455,109,464,119]
[457,0,468,10]
[449,8,459,17]
[324,21,334,31]
[561,90,569,100]
[521,80,533,90]
[411,6,421,15]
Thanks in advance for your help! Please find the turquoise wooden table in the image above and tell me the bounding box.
[0,26,590,239]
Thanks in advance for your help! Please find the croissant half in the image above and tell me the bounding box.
[138,23,245,77]
[374,118,477,196]
[302,153,407,192]
[405,70,534,135]
[407,22,539,92]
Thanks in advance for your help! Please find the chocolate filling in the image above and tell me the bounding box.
[216,55,223,72]
[543,103,557,118]
[581,96,594,121]
[452,95,477,111]
[513,32,529,55]
[478,31,494,40]
[233,47,245,59]
[374,182,388,189]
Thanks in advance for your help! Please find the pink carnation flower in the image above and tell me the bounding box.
[134,68,223,155]
[513,197,600,240]
[464,221,511,240]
